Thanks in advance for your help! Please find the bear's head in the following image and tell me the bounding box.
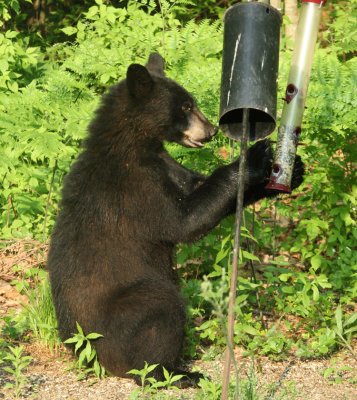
[126,53,217,148]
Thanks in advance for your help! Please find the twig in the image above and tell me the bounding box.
[264,360,295,400]
[271,203,277,261]
[43,160,58,240]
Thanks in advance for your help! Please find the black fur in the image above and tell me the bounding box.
[47,53,304,386]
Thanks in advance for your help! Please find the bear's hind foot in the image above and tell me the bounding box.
[171,369,205,389]
[131,368,205,389]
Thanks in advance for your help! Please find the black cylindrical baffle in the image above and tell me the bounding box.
[219,2,281,141]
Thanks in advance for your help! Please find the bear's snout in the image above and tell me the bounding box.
[182,108,217,148]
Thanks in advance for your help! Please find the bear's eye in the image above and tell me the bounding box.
[182,102,193,112]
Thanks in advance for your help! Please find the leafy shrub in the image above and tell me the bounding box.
[2,345,33,398]
[64,322,106,380]
[0,0,223,241]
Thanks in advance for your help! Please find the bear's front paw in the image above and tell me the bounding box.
[291,154,305,191]
[246,139,273,185]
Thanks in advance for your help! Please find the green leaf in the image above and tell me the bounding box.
[242,250,260,262]
[87,6,99,19]
[281,286,295,294]
[146,363,159,373]
[344,312,357,328]
[149,378,166,388]
[5,31,18,39]
[78,349,86,367]
[335,306,343,334]
[312,284,320,302]
[84,341,92,360]
[215,248,229,264]
[169,374,185,383]
[344,326,357,336]
[75,322,84,335]
[74,339,84,353]
[128,368,141,376]
[64,337,78,344]
[323,367,334,379]
[163,367,170,381]
[319,345,329,354]
[279,273,292,282]
[86,332,103,340]
[87,349,96,362]
[93,360,101,377]
[239,324,260,336]
[236,294,249,305]
[61,27,78,36]
[310,254,322,270]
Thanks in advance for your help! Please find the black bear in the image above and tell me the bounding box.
[47,53,304,387]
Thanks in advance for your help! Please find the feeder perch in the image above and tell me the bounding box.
[266,0,326,192]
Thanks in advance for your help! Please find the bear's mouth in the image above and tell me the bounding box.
[183,135,205,148]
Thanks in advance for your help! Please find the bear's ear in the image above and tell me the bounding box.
[126,64,154,99]
[146,53,165,77]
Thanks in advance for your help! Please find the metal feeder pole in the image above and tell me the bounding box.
[266,0,327,192]
[219,1,281,399]
[221,108,249,400]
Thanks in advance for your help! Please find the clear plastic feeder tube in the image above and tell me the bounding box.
[266,0,325,192]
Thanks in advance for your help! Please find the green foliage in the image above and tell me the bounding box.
[2,345,33,398]
[0,0,223,241]
[20,270,60,350]
[64,322,106,380]
[332,305,357,355]
[196,362,299,400]
[0,0,356,383]
[0,267,60,354]
[284,47,357,293]
[129,361,185,398]
[0,0,30,28]
[128,361,286,400]
[197,378,222,400]
[0,29,44,92]
[1,310,28,342]
[129,361,160,390]
[0,63,96,238]
[323,361,356,385]
[323,0,357,59]
[174,0,235,22]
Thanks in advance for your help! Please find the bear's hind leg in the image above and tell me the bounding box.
[96,279,201,387]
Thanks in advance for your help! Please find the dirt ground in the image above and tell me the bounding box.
[0,342,355,400]
[1,240,356,399]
